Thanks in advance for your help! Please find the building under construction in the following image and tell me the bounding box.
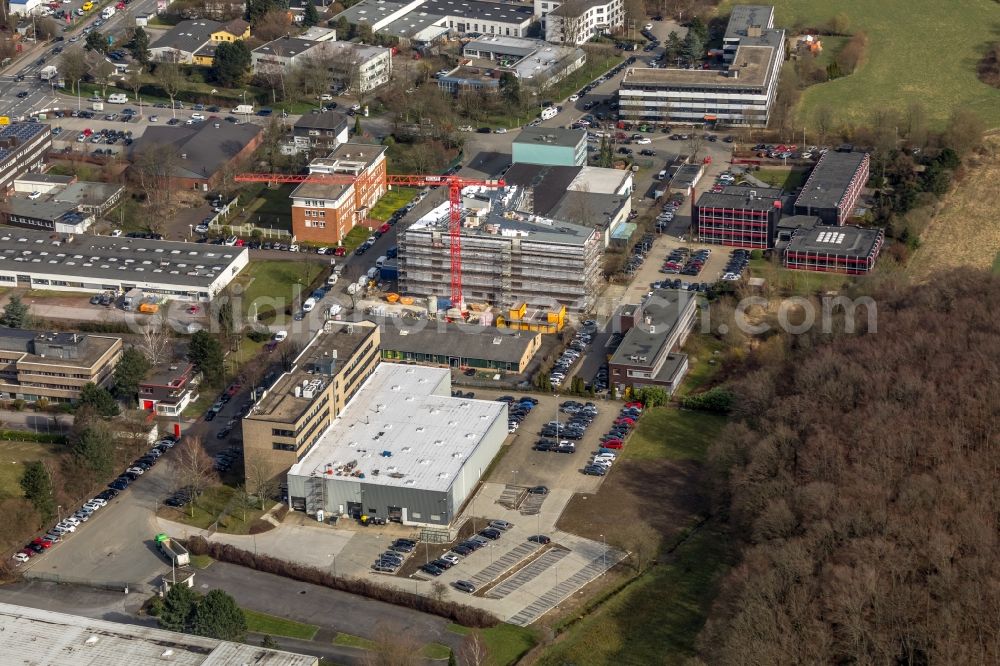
[398,186,604,312]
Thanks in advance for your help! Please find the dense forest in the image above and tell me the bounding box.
[700,271,1000,664]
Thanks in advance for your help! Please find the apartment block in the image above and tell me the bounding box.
[243,322,381,490]
[290,143,387,245]
[0,331,122,403]
[0,123,52,194]
[398,186,604,311]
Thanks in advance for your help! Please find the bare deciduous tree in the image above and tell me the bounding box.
[361,624,423,666]
[245,461,279,506]
[167,436,217,513]
[458,631,492,666]
[139,315,170,366]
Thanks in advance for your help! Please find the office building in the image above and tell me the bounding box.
[618,6,784,127]
[0,123,52,194]
[793,151,870,225]
[148,18,250,65]
[512,127,587,167]
[286,363,507,526]
[0,602,317,666]
[778,216,884,275]
[289,143,388,245]
[0,330,123,403]
[0,228,249,301]
[723,5,775,62]
[398,185,604,311]
[693,185,783,248]
[252,39,392,93]
[538,0,624,45]
[608,289,697,393]
[243,322,381,490]
[462,36,586,85]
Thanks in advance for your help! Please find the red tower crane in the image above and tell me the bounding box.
[235,172,505,308]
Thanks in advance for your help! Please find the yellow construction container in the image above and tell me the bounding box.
[138,302,159,314]
[498,304,565,334]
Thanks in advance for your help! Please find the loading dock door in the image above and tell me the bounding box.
[347,502,362,518]
[388,506,402,523]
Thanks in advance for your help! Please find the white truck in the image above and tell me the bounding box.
[39,65,59,81]
[155,533,190,567]
[101,6,115,19]
[232,104,254,114]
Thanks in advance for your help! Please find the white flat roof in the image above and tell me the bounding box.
[289,363,506,493]
[0,602,317,666]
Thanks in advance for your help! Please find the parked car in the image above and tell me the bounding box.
[453,580,476,593]
[528,535,551,545]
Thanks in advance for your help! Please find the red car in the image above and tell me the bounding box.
[31,538,52,549]
[333,247,347,256]
[625,402,644,410]
[601,440,624,449]
[378,223,391,234]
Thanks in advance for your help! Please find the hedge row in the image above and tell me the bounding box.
[183,536,498,628]
[0,429,67,444]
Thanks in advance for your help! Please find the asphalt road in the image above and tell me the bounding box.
[0,0,161,120]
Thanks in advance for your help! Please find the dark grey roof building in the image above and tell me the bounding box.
[379,323,542,373]
[793,151,870,225]
[609,289,697,393]
[0,228,249,301]
[129,122,263,187]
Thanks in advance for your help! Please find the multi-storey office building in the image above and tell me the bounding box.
[779,216,884,275]
[536,0,623,45]
[398,186,604,311]
[693,185,783,248]
[242,322,381,490]
[0,330,122,403]
[793,151,870,226]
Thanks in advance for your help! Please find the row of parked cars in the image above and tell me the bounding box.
[13,436,179,565]
[372,538,417,574]
[549,329,594,387]
[420,519,517,582]
[499,395,538,434]
[583,402,643,476]
[721,248,751,282]
[534,401,600,454]
[662,246,711,277]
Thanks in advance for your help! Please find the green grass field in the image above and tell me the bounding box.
[332,633,377,650]
[718,0,1000,129]
[446,624,538,666]
[421,643,451,660]
[159,485,267,534]
[244,609,319,640]
[624,408,728,463]
[340,226,372,252]
[0,440,64,500]
[993,252,1000,274]
[538,523,733,666]
[370,188,418,222]
[749,257,856,295]
[244,184,295,232]
[754,168,810,192]
[233,260,323,317]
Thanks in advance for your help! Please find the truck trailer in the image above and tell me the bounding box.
[155,533,190,567]
[39,65,59,81]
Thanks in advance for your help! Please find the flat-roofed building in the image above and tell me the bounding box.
[0,123,52,193]
[793,151,870,225]
[286,363,507,526]
[539,0,624,45]
[513,127,587,167]
[778,215,884,275]
[0,330,122,403]
[334,0,535,42]
[608,289,697,393]
[619,7,784,127]
[243,322,381,490]
[0,228,248,301]
[379,322,542,374]
[0,602,317,666]
[693,185,783,248]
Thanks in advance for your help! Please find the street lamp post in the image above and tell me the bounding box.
[511,469,518,488]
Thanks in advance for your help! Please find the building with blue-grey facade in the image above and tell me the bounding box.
[286,364,508,527]
[512,127,587,167]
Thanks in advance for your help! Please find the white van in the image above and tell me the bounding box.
[656,170,668,181]
[375,255,388,268]
[540,106,558,121]
[107,93,127,104]
[326,273,339,286]
[301,297,317,313]
[232,104,254,114]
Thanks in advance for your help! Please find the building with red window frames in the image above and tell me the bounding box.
[692,186,783,249]
[778,216,883,275]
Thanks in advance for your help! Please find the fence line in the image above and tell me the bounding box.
[24,570,153,594]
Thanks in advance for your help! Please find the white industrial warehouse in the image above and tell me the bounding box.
[287,364,508,527]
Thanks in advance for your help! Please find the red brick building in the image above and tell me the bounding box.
[290,144,387,245]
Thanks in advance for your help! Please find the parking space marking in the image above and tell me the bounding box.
[468,541,540,588]
[519,493,547,516]
[485,548,569,599]
[506,547,626,626]
[496,484,525,510]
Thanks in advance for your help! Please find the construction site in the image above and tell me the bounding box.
[397,185,605,313]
